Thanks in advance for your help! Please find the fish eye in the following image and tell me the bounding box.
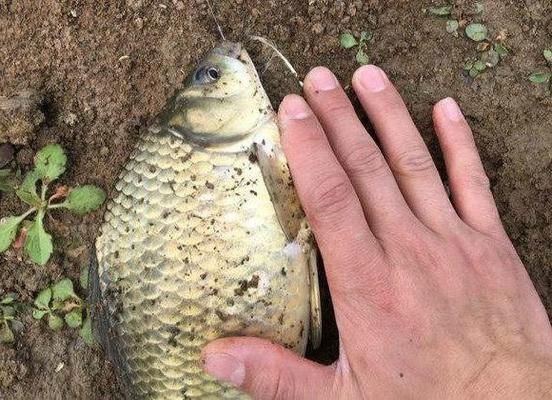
[207,67,220,80]
[194,66,221,84]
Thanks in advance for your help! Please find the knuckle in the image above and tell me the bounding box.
[462,170,491,191]
[307,175,354,222]
[292,122,323,148]
[342,143,387,178]
[321,98,352,116]
[392,148,435,177]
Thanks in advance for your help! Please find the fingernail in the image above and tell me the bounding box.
[203,353,246,387]
[307,67,339,91]
[356,65,389,92]
[440,98,464,122]
[280,95,311,120]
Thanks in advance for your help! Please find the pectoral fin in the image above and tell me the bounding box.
[255,123,323,349]
[254,121,304,240]
[309,248,322,349]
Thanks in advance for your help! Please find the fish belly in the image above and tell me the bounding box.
[95,133,310,399]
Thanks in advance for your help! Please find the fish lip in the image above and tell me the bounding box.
[213,40,242,59]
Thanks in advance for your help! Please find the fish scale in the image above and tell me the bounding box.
[95,132,311,399]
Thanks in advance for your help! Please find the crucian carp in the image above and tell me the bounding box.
[90,40,322,399]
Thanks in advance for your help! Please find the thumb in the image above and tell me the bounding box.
[202,337,335,400]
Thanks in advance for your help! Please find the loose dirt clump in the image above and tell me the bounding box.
[0,91,44,145]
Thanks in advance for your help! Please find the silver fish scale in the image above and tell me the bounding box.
[95,132,311,399]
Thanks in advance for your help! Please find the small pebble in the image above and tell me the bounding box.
[62,112,78,127]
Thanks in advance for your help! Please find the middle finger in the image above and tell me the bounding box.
[303,67,416,235]
[352,65,459,231]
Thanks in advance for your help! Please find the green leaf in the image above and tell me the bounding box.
[446,20,459,34]
[469,67,480,78]
[16,191,41,208]
[0,323,14,343]
[356,49,370,65]
[52,278,76,302]
[24,212,53,265]
[48,314,64,330]
[481,49,500,68]
[428,5,452,16]
[65,309,83,328]
[544,49,552,64]
[474,60,487,71]
[0,216,24,253]
[360,31,372,42]
[64,185,106,215]
[0,295,15,305]
[464,60,475,70]
[32,309,48,320]
[80,315,95,345]
[34,288,52,309]
[34,144,67,182]
[470,2,484,14]
[2,305,15,317]
[339,33,358,49]
[80,265,89,291]
[529,72,552,84]
[494,43,510,58]
[16,170,41,207]
[465,23,488,42]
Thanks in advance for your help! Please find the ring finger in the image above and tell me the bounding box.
[352,65,460,232]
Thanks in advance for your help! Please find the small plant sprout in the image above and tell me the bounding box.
[544,49,552,64]
[446,20,460,36]
[340,31,372,65]
[465,23,488,42]
[426,2,508,79]
[32,277,94,344]
[465,34,510,78]
[0,144,106,265]
[427,5,452,17]
[0,293,20,343]
[529,49,552,86]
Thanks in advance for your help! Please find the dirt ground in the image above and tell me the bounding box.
[0,0,551,398]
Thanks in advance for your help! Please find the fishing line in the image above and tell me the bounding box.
[204,1,303,88]
[249,35,304,87]
[205,0,226,41]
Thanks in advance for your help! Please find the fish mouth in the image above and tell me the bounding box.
[212,41,242,59]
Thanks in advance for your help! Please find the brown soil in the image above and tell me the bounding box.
[1,0,551,398]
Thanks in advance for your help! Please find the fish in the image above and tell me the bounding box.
[90,40,322,400]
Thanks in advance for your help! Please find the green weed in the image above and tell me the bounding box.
[0,144,105,265]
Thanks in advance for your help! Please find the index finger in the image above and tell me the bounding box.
[278,94,386,302]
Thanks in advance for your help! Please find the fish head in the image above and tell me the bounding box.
[153,41,273,149]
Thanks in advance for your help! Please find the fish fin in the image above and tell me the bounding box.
[254,121,304,240]
[89,245,136,398]
[255,122,323,349]
[308,247,322,350]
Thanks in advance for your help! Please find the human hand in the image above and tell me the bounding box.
[202,66,552,399]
